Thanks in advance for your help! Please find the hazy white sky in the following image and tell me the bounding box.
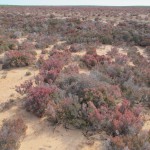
[0,0,150,6]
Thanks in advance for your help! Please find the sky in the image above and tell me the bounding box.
[0,0,150,6]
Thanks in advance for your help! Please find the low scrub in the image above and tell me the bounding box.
[0,118,27,150]
[3,50,36,68]
[81,53,110,69]
[25,85,57,117]
[107,131,150,150]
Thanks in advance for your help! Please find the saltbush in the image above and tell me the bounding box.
[39,59,63,83]
[0,118,27,150]
[39,50,71,83]
[0,37,19,54]
[110,100,142,136]
[81,53,110,69]
[3,50,36,68]
[87,100,142,135]
[107,131,150,150]
[83,84,121,107]
[57,74,100,97]
[25,85,57,117]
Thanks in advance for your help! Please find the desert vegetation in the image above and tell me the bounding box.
[0,6,149,150]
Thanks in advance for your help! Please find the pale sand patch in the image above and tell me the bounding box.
[96,45,112,55]
[0,53,4,58]
[20,120,89,150]
[79,69,90,75]
[142,121,150,131]
[142,111,150,131]
[0,67,38,103]
[17,37,28,44]
[96,45,127,56]
[72,51,86,57]
[136,46,148,59]
[128,61,135,67]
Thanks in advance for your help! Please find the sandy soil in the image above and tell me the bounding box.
[0,67,38,102]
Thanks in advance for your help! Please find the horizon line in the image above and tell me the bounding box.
[0,4,150,7]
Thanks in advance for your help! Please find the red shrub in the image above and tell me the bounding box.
[49,50,71,65]
[82,53,110,69]
[3,50,36,68]
[39,50,71,83]
[39,59,63,83]
[41,58,63,71]
[111,100,143,135]
[83,84,121,107]
[41,69,61,83]
[25,85,56,117]
[88,101,114,130]
[87,100,142,135]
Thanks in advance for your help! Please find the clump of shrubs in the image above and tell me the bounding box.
[39,50,71,83]
[0,37,19,54]
[25,85,57,117]
[46,90,142,134]
[0,99,16,112]
[57,74,100,98]
[39,57,63,83]
[84,84,121,105]
[35,35,57,49]
[53,43,67,51]
[69,43,85,53]
[110,100,142,136]
[81,53,110,69]
[47,96,85,128]
[49,50,71,64]
[3,50,36,68]
[51,72,143,134]
[0,118,27,150]
[107,130,150,150]
[84,99,142,135]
